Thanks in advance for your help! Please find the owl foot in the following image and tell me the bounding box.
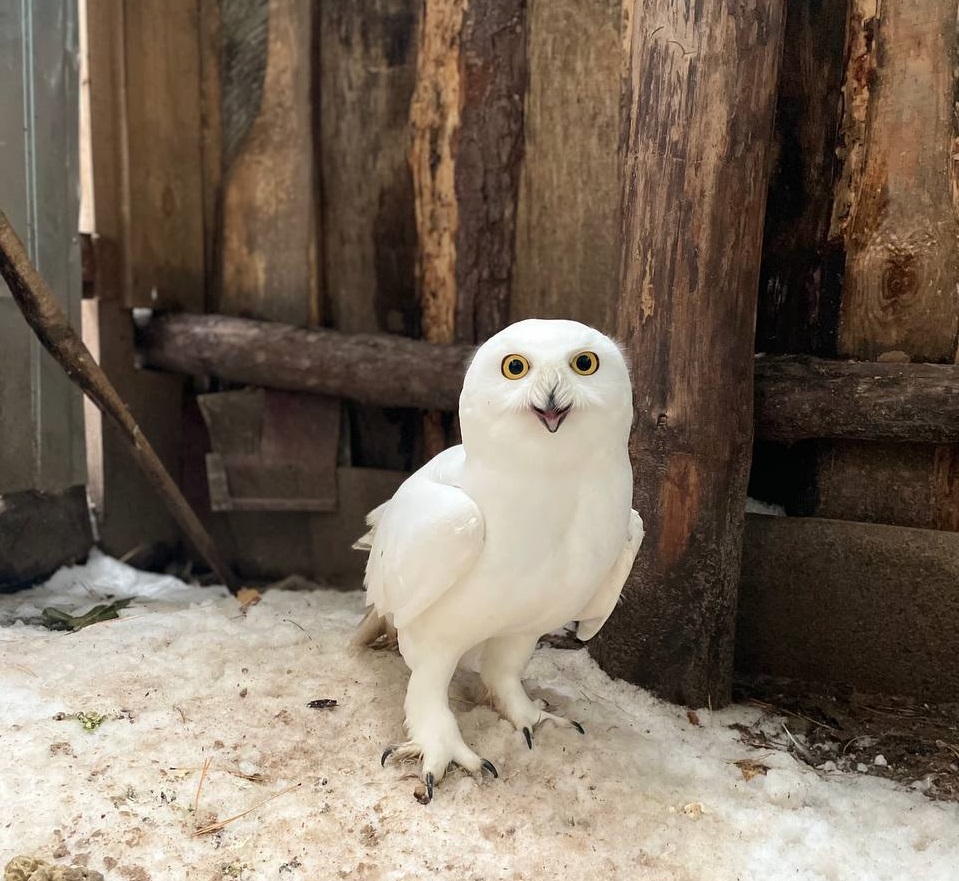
[379,740,498,803]
[518,714,585,748]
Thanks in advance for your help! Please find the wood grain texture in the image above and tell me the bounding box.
[737,515,959,701]
[218,0,319,326]
[512,0,621,333]
[833,1,959,362]
[755,0,848,356]
[455,0,527,342]
[590,0,786,708]
[816,2,959,533]
[319,0,420,471]
[122,0,206,310]
[754,355,959,444]
[319,0,418,337]
[85,0,191,559]
[814,441,959,532]
[409,0,466,347]
[139,313,473,410]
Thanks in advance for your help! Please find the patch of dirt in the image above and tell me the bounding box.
[732,674,959,802]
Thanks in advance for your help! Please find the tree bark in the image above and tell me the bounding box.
[589,0,786,708]
[409,0,526,452]
[139,312,472,411]
[754,356,959,444]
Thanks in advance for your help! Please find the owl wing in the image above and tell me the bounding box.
[575,509,644,641]
[359,446,485,630]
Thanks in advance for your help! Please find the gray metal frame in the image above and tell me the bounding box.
[0,0,84,494]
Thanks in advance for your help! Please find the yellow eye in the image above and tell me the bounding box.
[570,351,599,375]
[501,354,530,379]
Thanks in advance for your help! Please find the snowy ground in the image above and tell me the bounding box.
[2,552,957,881]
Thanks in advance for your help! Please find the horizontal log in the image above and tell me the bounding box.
[737,514,959,701]
[754,354,959,443]
[139,314,959,442]
[138,313,473,411]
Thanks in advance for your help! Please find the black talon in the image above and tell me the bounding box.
[425,771,434,803]
[381,746,396,767]
[572,721,585,735]
[480,759,499,779]
[523,727,533,750]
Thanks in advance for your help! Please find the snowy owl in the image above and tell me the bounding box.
[354,318,644,801]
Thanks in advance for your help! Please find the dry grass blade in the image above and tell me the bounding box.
[193,782,302,836]
[192,757,213,815]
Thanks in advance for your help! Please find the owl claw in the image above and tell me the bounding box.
[523,727,533,749]
[425,771,435,802]
[381,746,396,767]
[572,721,585,735]
[481,758,499,778]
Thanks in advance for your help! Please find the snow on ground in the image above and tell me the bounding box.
[2,552,957,881]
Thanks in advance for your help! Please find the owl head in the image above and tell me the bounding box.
[458,319,633,467]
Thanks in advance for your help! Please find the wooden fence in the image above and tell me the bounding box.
[81,0,959,703]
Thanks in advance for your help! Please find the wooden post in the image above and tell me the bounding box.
[589,1,786,707]
[814,1,959,532]
[409,0,527,452]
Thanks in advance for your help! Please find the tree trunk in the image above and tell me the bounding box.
[589,0,786,708]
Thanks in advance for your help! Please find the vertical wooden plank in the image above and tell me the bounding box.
[217,0,319,325]
[833,1,959,362]
[590,0,785,707]
[122,0,206,310]
[512,0,621,334]
[320,0,420,471]
[85,0,198,560]
[320,0,418,338]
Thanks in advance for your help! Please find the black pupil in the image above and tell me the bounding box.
[508,359,524,375]
[576,354,593,372]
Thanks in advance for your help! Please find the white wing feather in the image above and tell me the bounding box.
[362,446,484,630]
[575,509,644,641]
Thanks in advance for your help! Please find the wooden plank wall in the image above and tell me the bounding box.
[84,0,205,565]
[753,1,959,535]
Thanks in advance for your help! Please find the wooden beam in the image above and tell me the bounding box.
[139,314,959,444]
[737,515,959,702]
[589,0,786,708]
[755,355,959,444]
[138,312,472,411]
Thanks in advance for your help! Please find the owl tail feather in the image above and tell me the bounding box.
[351,606,399,652]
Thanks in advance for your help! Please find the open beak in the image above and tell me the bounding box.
[532,403,571,433]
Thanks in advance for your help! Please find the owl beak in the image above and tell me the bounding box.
[533,405,571,433]
[532,387,572,433]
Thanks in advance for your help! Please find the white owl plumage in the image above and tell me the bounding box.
[355,318,644,800]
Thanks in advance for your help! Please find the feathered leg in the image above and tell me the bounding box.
[382,647,496,799]
[480,633,584,747]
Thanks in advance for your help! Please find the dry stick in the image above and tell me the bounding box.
[0,207,238,591]
[193,782,302,836]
